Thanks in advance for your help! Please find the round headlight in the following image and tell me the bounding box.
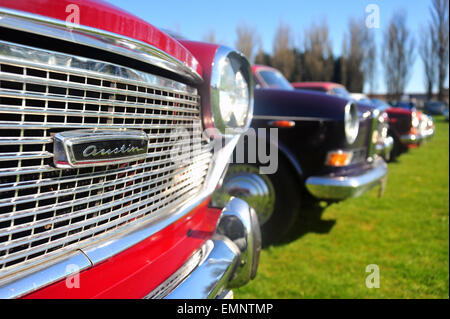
[344,102,359,144]
[210,47,253,136]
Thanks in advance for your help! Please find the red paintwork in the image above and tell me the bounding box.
[24,199,222,299]
[0,0,203,77]
[386,107,412,115]
[291,82,346,92]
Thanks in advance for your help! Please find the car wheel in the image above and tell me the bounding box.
[214,159,301,246]
[388,133,402,162]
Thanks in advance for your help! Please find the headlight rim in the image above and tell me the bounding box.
[210,46,254,137]
[344,101,360,145]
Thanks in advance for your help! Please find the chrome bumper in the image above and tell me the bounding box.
[161,198,261,299]
[400,127,434,145]
[305,157,388,200]
[421,127,435,140]
[374,136,394,161]
[400,133,422,145]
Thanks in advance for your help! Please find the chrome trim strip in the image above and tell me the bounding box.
[0,251,91,299]
[164,237,240,299]
[0,8,202,84]
[305,157,388,200]
[252,115,334,122]
[145,240,213,299]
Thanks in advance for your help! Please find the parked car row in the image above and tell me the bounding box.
[0,0,438,299]
[291,82,436,160]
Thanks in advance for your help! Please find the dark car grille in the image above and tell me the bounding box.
[0,40,211,278]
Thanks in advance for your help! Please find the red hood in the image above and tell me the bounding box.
[0,0,202,77]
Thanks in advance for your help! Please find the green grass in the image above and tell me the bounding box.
[235,116,449,299]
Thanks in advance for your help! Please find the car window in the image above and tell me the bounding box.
[258,70,294,90]
[331,87,351,99]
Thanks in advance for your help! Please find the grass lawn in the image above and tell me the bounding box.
[235,116,449,299]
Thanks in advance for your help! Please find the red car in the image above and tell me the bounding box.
[0,0,260,298]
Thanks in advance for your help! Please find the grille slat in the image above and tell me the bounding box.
[0,151,53,161]
[0,54,199,98]
[0,105,201,121]
[0,89,200,115]
[0,72,199,107]
[0,40,212,276]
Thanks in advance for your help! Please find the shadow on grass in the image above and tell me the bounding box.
[272,195,337,247]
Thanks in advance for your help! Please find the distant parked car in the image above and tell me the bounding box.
[425,101,447,115]
[395,101,417,111]
[444,108,449,121]
[214,66,390,245]
[371,99,434,157]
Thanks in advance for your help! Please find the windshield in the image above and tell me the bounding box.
[258,70,293,90]
[331,87,351,99]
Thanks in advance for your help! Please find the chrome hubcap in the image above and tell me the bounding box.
[213,165,275,225]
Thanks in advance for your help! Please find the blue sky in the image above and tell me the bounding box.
[106,0,449,94]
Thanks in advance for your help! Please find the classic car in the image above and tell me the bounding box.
[0,0,261,298]
[370,98,434,157]
[425,100,448,115]
[213,65,390,245]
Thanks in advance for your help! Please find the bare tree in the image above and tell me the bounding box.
[235,22,260,63]
[419,25,438,100]
[363,29,377,95]
[341,17,375,93]
[382,12,415,101]
[430,0,449,101]
[302,19,334,81]
[254,47,272,66]
[272,20,296,80]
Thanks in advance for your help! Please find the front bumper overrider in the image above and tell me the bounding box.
[162,197,261,299]
[374,136,394,160]
[305,157,388,200]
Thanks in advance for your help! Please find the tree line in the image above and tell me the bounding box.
[212,0,449,102]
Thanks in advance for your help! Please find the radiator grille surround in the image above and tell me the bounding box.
[0,40,211,278]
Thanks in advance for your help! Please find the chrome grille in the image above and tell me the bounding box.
[0,40,211,277]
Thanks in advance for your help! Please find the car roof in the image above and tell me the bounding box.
[291,82,346,91]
